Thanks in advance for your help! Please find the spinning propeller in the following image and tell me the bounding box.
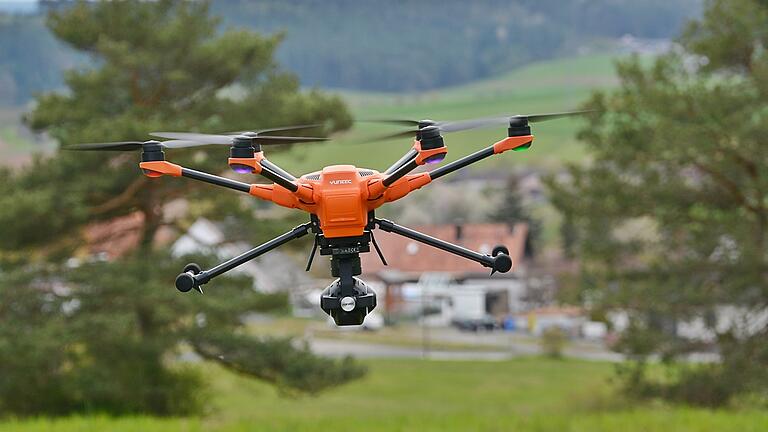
[65,124,328,151]
[366,110,594,141]
[149,124,327,146]
[65,140,201,151]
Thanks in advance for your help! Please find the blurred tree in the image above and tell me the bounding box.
[0,0,360,416]
[489,175,540,257]
[548,0,768,406]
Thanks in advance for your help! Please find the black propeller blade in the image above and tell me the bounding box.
[65,141,147,151]
[66,122,330,152]
[65,139,205,151]
[362,119,423,127]
[365,110,595,142]
[223,123,321,135]
[149,124,329,146]
[148,132,328,146]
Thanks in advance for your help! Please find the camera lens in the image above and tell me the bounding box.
[340,296,356,312]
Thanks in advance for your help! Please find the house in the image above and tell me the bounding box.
[83,211,176,260]
[523,305,587,336]
[171,218,315,293]
[84,214,314,294]
[359,222,530,322]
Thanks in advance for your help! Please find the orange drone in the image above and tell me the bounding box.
[70,111,588,325]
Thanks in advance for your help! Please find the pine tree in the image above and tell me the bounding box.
[548,0,768,406]
[0,0,361,416]
[489,175,539,257]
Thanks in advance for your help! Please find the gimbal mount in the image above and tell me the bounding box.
[175,212,512,326]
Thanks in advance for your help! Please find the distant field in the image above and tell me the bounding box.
[271,53,631,175]
[0,53,629,173]
[2,357,766,432]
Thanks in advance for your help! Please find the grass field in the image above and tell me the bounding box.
[270,53,631,175]
[2,357,766,432]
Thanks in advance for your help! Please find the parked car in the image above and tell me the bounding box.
[451,315,498,332]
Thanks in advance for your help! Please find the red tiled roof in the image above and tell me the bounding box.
[83,212,176,259]
[362,223,527,275]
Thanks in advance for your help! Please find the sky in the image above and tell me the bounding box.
[0,1,38,14]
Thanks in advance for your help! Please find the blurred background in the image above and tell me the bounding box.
[1,0,767,431]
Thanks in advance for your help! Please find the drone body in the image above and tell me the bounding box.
[70,111,588,326]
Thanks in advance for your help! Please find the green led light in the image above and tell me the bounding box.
[512,142,532,152]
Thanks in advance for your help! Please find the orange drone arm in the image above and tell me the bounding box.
[229,152,301,183]
[249,183,315,210]
[425,135,533,183]
[367,172,431,204]
[139,160,314,207]
[139,161,182,177]
[228,152,265,174]
[367,140,447,199]
[367,134,534,206]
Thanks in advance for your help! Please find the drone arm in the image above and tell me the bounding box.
[367,136,531,204]
[227,154,299,191]
[140,161,251,193]
[428,135,533,181]
[368,141,447,199]
[384,148,418,174]
[139,161,312,218]
[261,159,296,181]
[382,157,420,187]
[430,135,533,180]
[175,222,313,292]
[374,218,512,273]
[381,142,447,186]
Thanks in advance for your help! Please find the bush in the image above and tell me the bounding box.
[540,327,568,359]
[0,251,366,417]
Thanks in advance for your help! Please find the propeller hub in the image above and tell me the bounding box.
[142,140,164,151]
[232,135,254,147]
[418,119,437,129]
[418,125,445,150]
[230,135,256,158]
[508,117,528,127]
[141,140,165,163]
[507,117,531,137]
[415,120,438,140]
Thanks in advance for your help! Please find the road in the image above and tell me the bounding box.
[308,328,624,362]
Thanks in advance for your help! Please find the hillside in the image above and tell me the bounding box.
[0,53,632,173]
[214,0,698,92]
[270,53,631,175]
[1,0,699,106]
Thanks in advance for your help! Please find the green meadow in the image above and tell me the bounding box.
[2,357,765,432]
[0,54,626,172]
[271,53,627,175]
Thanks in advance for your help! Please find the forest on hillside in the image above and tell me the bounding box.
[1,0,701,106]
